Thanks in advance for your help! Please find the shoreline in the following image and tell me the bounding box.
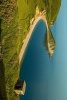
[19,11,48,64]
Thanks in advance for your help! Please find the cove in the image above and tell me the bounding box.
[19,20,51,100]
[19,0,67,99]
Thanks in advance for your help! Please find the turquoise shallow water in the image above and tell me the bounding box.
[20,0,67,100]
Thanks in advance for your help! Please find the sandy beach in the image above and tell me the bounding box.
[19,10,48,64]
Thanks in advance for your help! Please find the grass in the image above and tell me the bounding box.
[17,0,45,35]
[0,59,7,100]
[0,0,61,100]
[44,0,61,25]
[0,0,45,100]
[0,1,20,99]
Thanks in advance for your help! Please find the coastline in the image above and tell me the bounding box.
[19,10,48,64]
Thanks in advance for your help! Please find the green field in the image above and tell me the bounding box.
[0,0,61,100]
[44,0,61,24]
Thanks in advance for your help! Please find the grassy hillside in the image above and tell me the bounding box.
[0,0,21,100]
[17,0,45,35]
[0,0,61,100]
[44,0,61,25]
[0,0,45,100]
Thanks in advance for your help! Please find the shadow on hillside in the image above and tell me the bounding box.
[0,60,7,100]
[0,19,7,100]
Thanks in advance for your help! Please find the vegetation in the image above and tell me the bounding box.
[43,0,61,24]
[0,0,45,100]
[0,19,7,100]
[0,0,61,100]
[17,0,45,35]
[0,0,20,100]
[0,59,7,100]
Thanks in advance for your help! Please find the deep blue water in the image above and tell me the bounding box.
[19,20,51,100]
[20,0,67,100]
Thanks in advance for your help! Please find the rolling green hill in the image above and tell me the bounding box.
[44,0,61,25]
[0,0,61,100]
